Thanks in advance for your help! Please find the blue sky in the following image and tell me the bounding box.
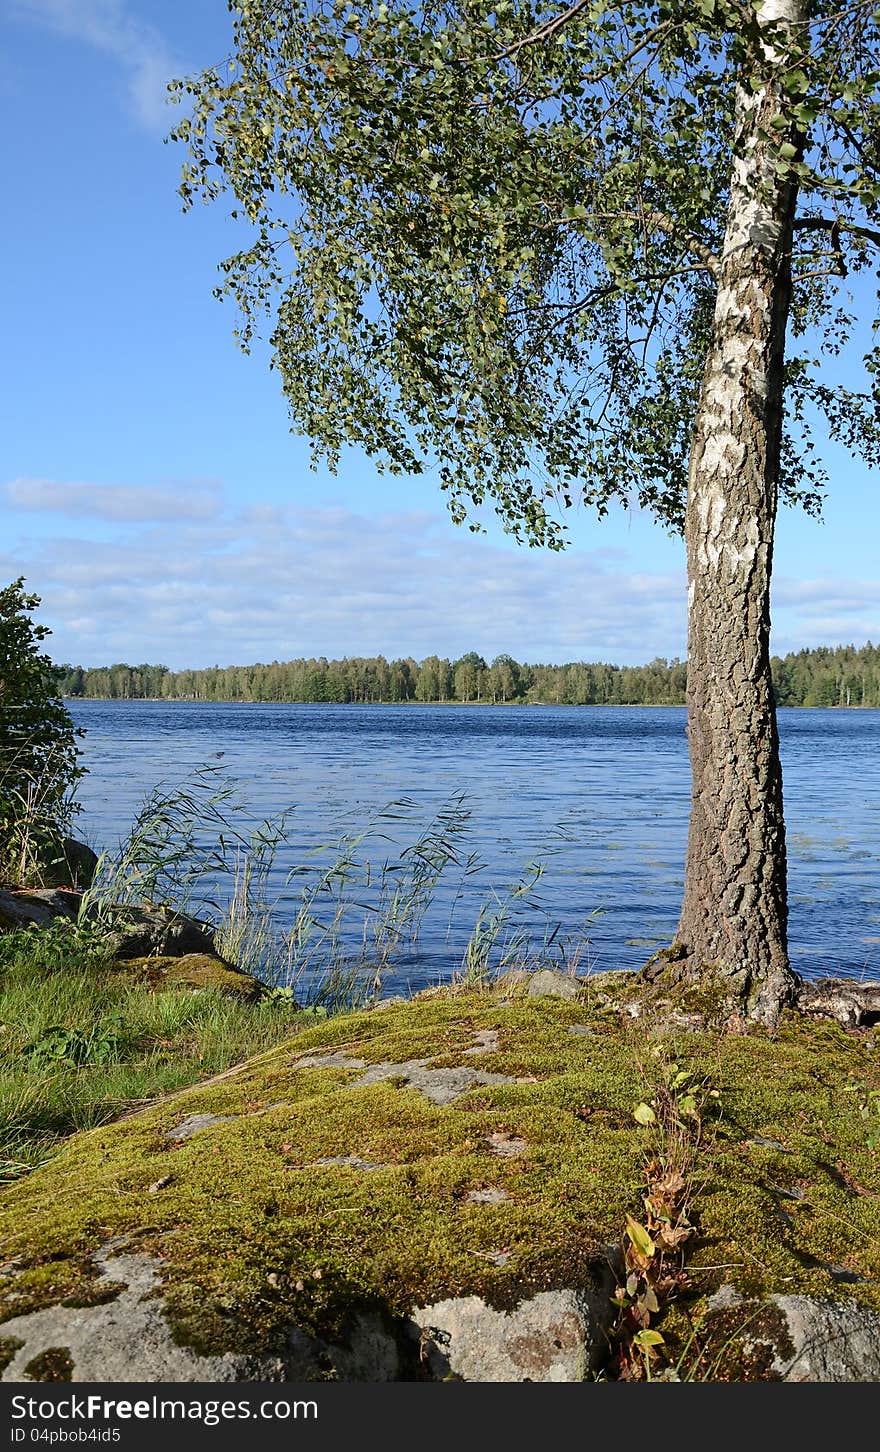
[2,0,878,671]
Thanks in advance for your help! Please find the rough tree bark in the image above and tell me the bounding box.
[676,0,806,1023]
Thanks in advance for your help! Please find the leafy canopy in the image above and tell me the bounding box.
[171,1,880,547]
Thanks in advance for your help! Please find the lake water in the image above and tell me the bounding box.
[68,701,880,991]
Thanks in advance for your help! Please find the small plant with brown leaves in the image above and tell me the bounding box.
[610,1049,718,1380]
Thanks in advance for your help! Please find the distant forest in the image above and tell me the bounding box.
[57,642,880,708]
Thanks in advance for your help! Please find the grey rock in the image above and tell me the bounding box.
[707,1284,744,1312]
[295,1052,368,1071]
[95,905,216,960]
[567,1024,595,1038]
[0,1251,284,1384]
[0,886,80,930]
[465,1029,500,1055]
[292,1051,516,1106]
[797,977,880,1029]
[166,1113,233,1142]
[526,969,581,1001]
[0,1235,621,1385]
[704,1288,880,1382]
[0,1247,404,1384]
[0,888,217,962]
[312,1156,384,1171]
[270,1313,404,1382]
[360,1060,514,1107]
[411,1284,615,1382]
[467,1188,509,1204]
[771,1296,880,1382]
[824,1264,870,1285]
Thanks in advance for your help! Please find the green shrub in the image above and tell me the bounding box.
[0,579,84,883]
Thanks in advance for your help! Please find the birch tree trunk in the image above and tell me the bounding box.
[676,1,806,1023]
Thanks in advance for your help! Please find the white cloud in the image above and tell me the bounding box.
[9,0,181,128]
[3,477,222,522]
[4,499,878,670]
[1,504,688,668]
[773,577,880,612]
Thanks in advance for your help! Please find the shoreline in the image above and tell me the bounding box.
[62,697,877,710]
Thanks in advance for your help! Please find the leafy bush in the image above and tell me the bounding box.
[0,578,84,883]
[23,1016,127,1069]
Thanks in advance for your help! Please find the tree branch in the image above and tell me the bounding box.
[545,209,721,277]
[495,1,594,59]
[793,215,880,249]
[496,7,673,76]
[633,211,720,279]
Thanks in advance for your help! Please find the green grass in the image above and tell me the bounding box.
[0,923,310,1180]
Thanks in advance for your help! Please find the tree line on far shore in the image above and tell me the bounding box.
[56,642,880,709]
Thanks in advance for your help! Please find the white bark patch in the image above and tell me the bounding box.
[724,517,761,574]
[756,0,802,62]
[697,487,726,571]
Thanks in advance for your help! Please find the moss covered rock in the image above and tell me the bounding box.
[124,952,262,1001]
[1,987,879,1381]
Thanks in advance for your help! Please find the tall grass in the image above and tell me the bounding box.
[78,765,267,920]
[0,923,305,1180]
[78,764,591,1010]
[211,789,592,1008]
[0,742,81,887]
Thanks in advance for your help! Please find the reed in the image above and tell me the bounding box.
[78,765,587,1008]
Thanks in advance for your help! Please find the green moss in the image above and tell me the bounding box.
[124,953,262,1001]
[60,1280,125,1309]
[0,991,878,1368]
[0,1336,24,1373]
[23,1347,74,1382]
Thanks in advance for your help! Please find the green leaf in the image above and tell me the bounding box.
[634,1102,656,1125]
[625,1215,656,1259]
[633,1329,665,1349]
[784,69,809,95]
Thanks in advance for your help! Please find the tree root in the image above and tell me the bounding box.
[638,947,880,1032]
[795,977,880,1029]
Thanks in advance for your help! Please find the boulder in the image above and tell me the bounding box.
[0,996,629,1383]
[0,1243,611,1384]
[0,886,80,931]
[772,1295,880,1382]
[411,1285,615,1381]
[84,903,217,960]
[0,888,216,962]
[0,1249,287,1384]
[702,1288,880,1382]
[2,992,879,1383]
[33,838,99,891]
[526,968,581,1001]
[126,953,262,1002]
